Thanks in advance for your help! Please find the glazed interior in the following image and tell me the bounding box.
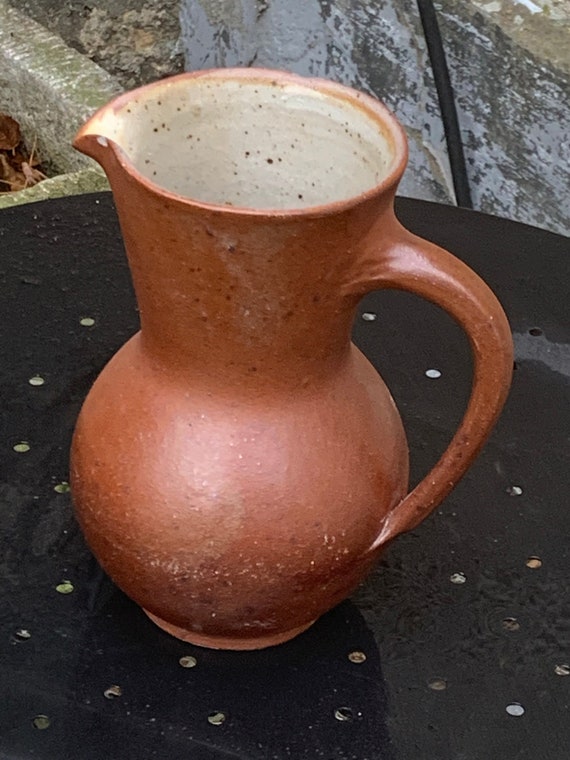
[91,74,399,210]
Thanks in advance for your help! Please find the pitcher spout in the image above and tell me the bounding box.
[73,100,133,173]
[73,130,112,165]
[73,134,117,177]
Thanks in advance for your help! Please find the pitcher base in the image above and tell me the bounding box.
[144,609,315,650]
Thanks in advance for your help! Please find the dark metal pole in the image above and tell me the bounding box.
[416,0,473,208]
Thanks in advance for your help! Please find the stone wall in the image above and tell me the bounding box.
[179,0,570,235]
[437,0,569,234]
[6,0,569,234]
[180,0,455,205]
[6,0,184,89]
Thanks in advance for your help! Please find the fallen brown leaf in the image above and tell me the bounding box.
[0,153,26,191]
[0,115,48,193]
[0,113,21,151]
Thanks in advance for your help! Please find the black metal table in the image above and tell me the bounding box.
[1,193,568,760]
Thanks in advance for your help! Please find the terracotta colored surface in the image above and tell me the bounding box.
[70,69,513,650]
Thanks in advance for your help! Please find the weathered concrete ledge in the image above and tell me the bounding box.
[0,0,121,209]
[5,0,184,90]
[0,169,110,210]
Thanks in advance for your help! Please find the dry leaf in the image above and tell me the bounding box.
[0,114,48,193]
[0,113,21,151]
[21,161,47,187]
[0,153,26,191]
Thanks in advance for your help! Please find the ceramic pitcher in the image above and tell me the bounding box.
[71,69,513,649]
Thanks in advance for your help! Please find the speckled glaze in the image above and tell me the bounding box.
[71,69,513,650]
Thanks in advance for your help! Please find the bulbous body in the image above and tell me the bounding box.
[72,337,407,648]
[71,69,513,649]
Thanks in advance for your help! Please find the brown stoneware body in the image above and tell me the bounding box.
[71,69,513,649]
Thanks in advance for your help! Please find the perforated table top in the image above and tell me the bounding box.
[1,193,569,759]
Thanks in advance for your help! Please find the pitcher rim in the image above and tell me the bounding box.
[74,67,409,218]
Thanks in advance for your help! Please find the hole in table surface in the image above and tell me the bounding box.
[104,685,122,699]
[334,707,354,722]
[13,628,32,642]
[502,617,520,632]
[179,655,197,668]
[348,651,367,664]
[528,327,543,336]
[32,715,50,730]
[55,580,74,594]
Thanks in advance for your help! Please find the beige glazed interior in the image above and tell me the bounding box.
[88,74,400,210]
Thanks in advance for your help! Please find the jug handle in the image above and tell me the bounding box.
[360,224,513,550]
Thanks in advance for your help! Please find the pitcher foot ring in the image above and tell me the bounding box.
[143,609,315,650]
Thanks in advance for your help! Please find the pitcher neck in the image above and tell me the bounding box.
[113,190,388,387]
[104,150,400,389]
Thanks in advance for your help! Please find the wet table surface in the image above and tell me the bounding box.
[0,193,569,760]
